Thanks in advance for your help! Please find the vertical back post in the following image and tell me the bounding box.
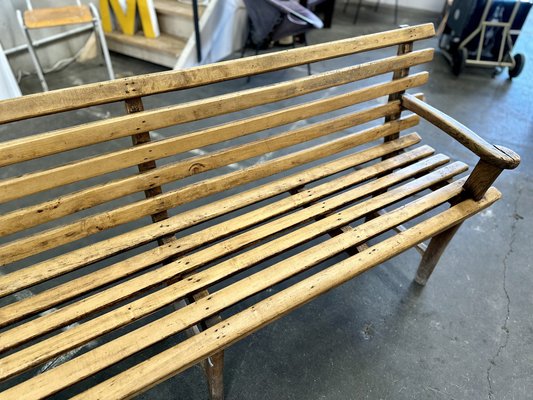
[125,97,174,245]
[383,26,413,147]
[125,97,225,400]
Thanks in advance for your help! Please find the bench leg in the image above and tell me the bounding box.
[415,223,462,285]
[204,351,224,400]
[173,296,225,399]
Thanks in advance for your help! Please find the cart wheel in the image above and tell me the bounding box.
[452,47,468,76]
[508,53,525,79]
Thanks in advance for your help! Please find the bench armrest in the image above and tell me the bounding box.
[401,93,520,170]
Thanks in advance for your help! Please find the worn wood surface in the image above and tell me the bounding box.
[0,73,428,203]
[0,135,423,303]
[415,223,463,285]
[1,183,499,399]
[383,41,414,144]
[401,93,520,170]
[67,189,501,400]
[0,24,518,400]
[0,115,419,268]
[0,50,432,168]
[24,6,93,29]
[463,160,505,201]
[0,152,453,356]
[0,24,435,123]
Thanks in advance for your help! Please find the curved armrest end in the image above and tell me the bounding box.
[493,145,520,170]
[401,93,521,170]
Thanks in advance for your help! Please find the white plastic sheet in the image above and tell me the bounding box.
[176,0,248,69]
[0,42,22,100]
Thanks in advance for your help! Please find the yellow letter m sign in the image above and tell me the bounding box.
[100,0,160,38]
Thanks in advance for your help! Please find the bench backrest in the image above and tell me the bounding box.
[0,24,435,298]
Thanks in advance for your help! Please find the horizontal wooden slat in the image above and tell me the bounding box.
[71,188,500,400]
[0,115,419,267]
[0,143,430,316]
[0,174,478,398]
[0,73,429,204]
[0,24,435,123]
[0,134,423,299]
[0,101,399,237]
[0,49,433,168]
[0,153,452,354]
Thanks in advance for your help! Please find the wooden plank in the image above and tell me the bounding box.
[401,93,520,170]
[0,151,448,343]
[0,116,419,267]
[2,155,453,361]
[69,188,501,400]
[0,101,399,236]
[0,134,423,300]
[0,73,429,204]
[0,161,465,379]
[0,175,478,397]
[24,6,93,29]
[0,50,433,168]
[105,31,185,56]
[154,0,205,18]
[374,209,427,255]
[0,24,435,123]
[105,32,184,69]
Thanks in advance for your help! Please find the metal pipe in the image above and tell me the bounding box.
[466,59,513,67]
[89,2,115,80]
[192,0,202,63]
[4,25,93,56]
[16,9,48,91]
[459,0,493,50]
[476,24,486,61]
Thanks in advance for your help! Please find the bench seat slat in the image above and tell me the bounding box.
[0,115,419,267]
[0,163,466,377]
[72,188,500,400]
[0,150,452,357]
[0,50,433,168]
[0,175,476,399]
[0,134,422,300]
[0,24,435,123]
[0,73,429,204]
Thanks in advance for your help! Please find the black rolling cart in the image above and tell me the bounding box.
[439,0,531,78]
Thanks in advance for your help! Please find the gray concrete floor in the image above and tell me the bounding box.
[10,4,533,400]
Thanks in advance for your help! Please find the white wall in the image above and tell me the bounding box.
[378,0,445,13]
[0,0,92,75]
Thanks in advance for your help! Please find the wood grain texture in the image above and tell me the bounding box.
[24,6,93,29]
[0,50,432,169]
[0,154,455,359]
[0,24,517,400]
[0,73,429,204]
[0,149,438,335]
[415,223,463,285]
[0,115,419,268]
[0,102,401,236]
[1,176,489,399]
[401,93,520,169]
[0,24,435,123]
[0,135,423,301]
[0,163,468,389]
[68,188,501,400]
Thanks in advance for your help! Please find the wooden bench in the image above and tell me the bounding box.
[0,24,520,399]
